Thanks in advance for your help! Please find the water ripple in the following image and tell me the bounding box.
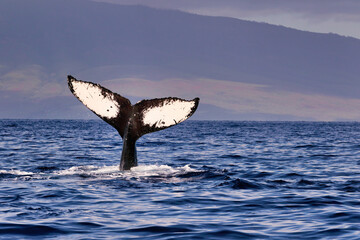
[1,120,360,239]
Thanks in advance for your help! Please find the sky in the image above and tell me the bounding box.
[95,0,360,39]
[0,0,359,121]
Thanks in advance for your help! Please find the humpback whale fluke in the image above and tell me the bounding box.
[67,75,199,170]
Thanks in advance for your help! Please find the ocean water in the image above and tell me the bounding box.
[1,120,360,239]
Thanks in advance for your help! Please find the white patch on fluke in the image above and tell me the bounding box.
[142,99,195,128]
[71,80,119,119]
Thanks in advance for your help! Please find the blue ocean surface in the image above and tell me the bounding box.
[1,120,360,239]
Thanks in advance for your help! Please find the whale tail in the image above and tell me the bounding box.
[67,75,199,170]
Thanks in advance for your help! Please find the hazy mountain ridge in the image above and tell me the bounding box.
[0,0,359,120]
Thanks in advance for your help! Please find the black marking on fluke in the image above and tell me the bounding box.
[67,75,199,170]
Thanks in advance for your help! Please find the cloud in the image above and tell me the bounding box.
[2,69,359,120]
[0,65,68,99]
[0,65,43,92]
[103,77,360,121]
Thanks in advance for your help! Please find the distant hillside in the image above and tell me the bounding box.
[0,0,359,120]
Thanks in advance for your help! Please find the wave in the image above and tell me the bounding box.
[219,178,263,189]
[0,223,68,236]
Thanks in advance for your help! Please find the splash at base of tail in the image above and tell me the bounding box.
[67,75,199,170]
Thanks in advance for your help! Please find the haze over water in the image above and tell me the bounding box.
[1,120,360,239]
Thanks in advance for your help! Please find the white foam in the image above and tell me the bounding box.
[54,164,198,182]
[71,80,119,119]
[0,169,34,175]
[130,164,194,176]
[0,164,198,182]
[55,165,119,176]
[142,99,195,128]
